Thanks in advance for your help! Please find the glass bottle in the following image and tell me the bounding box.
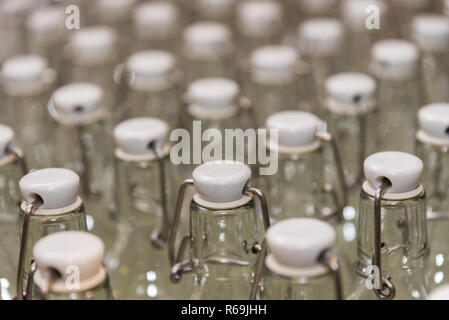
[296,18,346,116]
[415,104,449,290]
[370,39,422,153]
[235,0,284,64]
[63,27,119,112]
[245,45,315,127]
[0,124,27,300]
[117,50,181,130]
[16,168,88,300]
[0,54,56,169]
[132,1,181,54]
[109,117,192,299]
[342,0,388,73]
[428,285,449,300]
[411,14,449,103]
[252,218,342,300]
[31,231,113,300]
[349,152,428,300]
[26,5,67,79]
[182,22,236,83]
[48,83,116,255]
[168,160,271,300]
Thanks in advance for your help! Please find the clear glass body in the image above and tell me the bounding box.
[260,268,337,300]
[189,199,259,300]
[0,90,56,169]
[109,155,193,299]
[33,276,114,300]
[376,77,423,154]
[0,159,23,300]
[52,120,116,255]
[421,51,449,103]
[349,189,428,299]
[182,51,236,83]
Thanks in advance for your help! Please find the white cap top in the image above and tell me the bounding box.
[33,231,106,293]
[126,50,176,91]
[249,45,298,84]
[297,0,337,14]
[265,218,336,277]
[370,39,420,80]
[428,285,449,300]
[1,55,48,94]
[93,0,136,22]
[192,160,251,204]
[412,15,449,52]
[186,77,239,109]
[114,117,169,157]
[133,1,178,39]
[237,0,283,37]
[68,27,117,65]
[364,152,423,194]
[51,83,104,121]
[325,72,377,114]
[297,18,345,57]
[266,111,320,149]
[183,22,232,58]
[418,103,449,141]
[27,6,66,44]
[342,0,387,31]
[194,0,236,19]
[19,168,80,210]
[0,124,14,158]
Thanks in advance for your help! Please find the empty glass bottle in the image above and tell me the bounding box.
[117,50,181,129]
[48,83,116,254]
[0,54,56,169]
[168,160,271,300]
[411,15,449,103]
[16,168,87,300]
[182,22,236,83]
[109,117,192,299]
[370,39,422,153]
[31,231,113,300]
[251,218,342,300]
[0,124,27,300]
[297,18,346,115]
[245,45,314,127]
[416,104,449,290]
[349,151,428,300]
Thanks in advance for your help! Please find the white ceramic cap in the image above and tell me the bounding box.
[342,0,387,31]
[418,103,449,141]
[266,218,336,276]
[237,0,283,37]
[93,0,137,22]
[114,117,169,156]
[183,22,232,58]
[364,152,423,194]
[1,55,48,94]
[370,39,419,80]
[19,168,80,210]
[126,50,176,91]
[68,27,117,65]
[192,160,251,203]
[412,15,449,52]
[133,1,178,39]
[33,231,105,293]
[186,78,239,109]
[249,45,298,84]
[266,111,320,148]
[325,72,377,114]
[297,18,345,57]
[27,6,66,44]
[51,83,104,119]
[0,124,14,158]
[0,0,34,25]
[428,285,449,300]
[297,0,337,14]
[194,0,236,19]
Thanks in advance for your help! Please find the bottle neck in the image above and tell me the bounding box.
[33,277,113,300]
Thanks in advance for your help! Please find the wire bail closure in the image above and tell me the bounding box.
[6,145,28,176]
[167,180,271,283]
